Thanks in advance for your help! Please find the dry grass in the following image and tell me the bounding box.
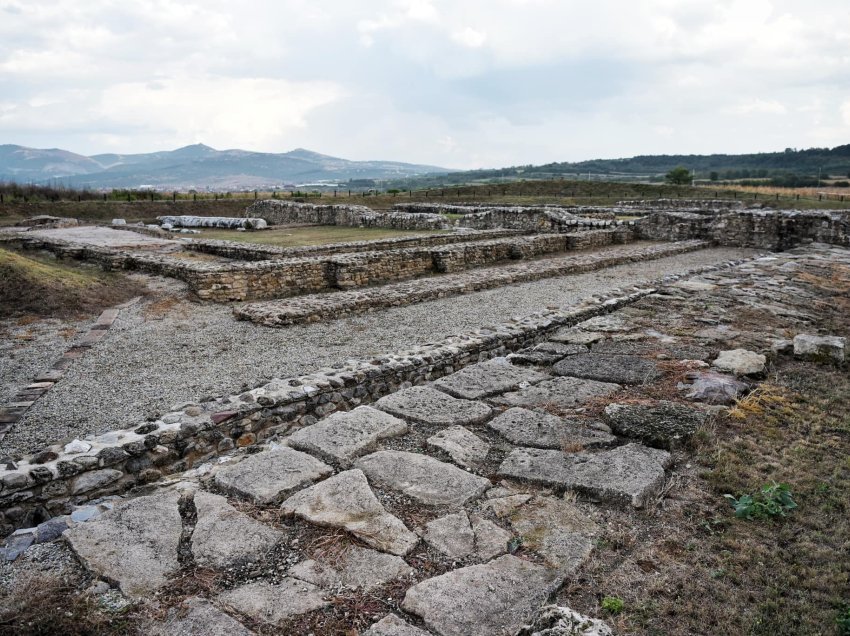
[0,247,148,319]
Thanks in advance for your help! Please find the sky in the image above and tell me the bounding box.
[1,0,849,169]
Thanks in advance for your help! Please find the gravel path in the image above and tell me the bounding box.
[2,246,756,456]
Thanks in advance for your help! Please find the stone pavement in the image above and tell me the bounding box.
[10,243,850,634]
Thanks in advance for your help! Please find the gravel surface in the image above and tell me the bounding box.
[1,246,756,456]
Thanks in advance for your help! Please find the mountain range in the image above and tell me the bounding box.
[0,144,450,190]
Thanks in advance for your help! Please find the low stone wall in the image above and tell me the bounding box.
[617,199,745,210]
[391,203,618,220]
[184,229,522,262]
[158,215,267,230]
[248,200,450,230]
[456,207,629,232]
[640,209,850,250]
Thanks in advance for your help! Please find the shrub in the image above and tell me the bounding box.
[601,596,625,614]
[724,482,797,520]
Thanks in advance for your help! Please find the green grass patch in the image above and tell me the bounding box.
[191,225,444,248]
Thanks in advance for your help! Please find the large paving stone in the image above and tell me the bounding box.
[64,490,183,598]
[218,578,328,625]
[591,339,711,361]
[677,370,749,405]
[553,354,660,385]
[191,491,283,569]
[363,614,430,636]
[427,426,490,468]
[498,444,671,508]
[793,333,846,362]
[505,496,597,576]
[492,377,620,411]
[356,451,491,507]
[424,510,511,561]
[488,407,615,449]
[603,401,708,448]
[549,328,605,345]
[214,447,333,505]
[509,342,587,366]
[288,406,408,467]
[402,554,559,636]
[146,597,256,636]
[434,358,548,400]
[281,469,418,555]
[375,385,493,426]
[289,545,412,591]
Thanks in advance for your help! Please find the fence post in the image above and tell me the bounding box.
[254,190,258,199]
[173,191,176,202]
[127,193,131,202]
[0,194,3,204]
[819,194,823,201]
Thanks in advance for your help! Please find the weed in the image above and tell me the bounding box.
[601,596,625,614]
[724,482,797,520]
[837,604,850,635]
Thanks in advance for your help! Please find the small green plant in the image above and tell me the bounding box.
[601,596,625,614]
[724,482,797,520]
[837,604,850,635]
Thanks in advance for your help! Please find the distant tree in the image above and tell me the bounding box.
[665,166,692,185]
[709,171,719,181]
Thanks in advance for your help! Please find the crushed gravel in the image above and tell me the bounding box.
[2,247,756,456]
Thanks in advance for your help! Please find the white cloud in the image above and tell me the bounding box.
[451,27,486,48]
[727,99,788,115]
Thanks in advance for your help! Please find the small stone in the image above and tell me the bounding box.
[31,450,59,465]
[712,349,766,376]
[677,371,749,405]
[770,339,794,355]
[4,528,36,561]
[793,334,846,363]
[427,426,490,468]
[375,385,493,426]
[517,605,613,636]
[71,469,123,495]
[64,439,92,454]
[363,614,430,636]
[35,517,70,543]
[218,579,328,626]
[356,451,490,507]
[214,447,332,505]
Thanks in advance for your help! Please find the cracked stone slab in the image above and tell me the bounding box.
[506,496,597,576]
[427,426,490,468]
[553,354,661,385]
[288,545,412,591]
[356,451,491,507]
[470,514,512,561]
[191,491,283,569]
[218,578,328,626]
[424,511,511,561]
[402,554,560,636]
[214,447,333,505]
[363,614,431,636]
[433,358,548,400]
[498,444,671,508]
[375,385,493,426]
[603,401,709,449]
[146,597,256,636]
[488,407,615,450]
[509,343,588,367]
[491,377,620,411]
[288,406,408,467]
[63,490,183,598]
[281,469,418,556]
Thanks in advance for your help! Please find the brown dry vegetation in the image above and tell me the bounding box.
[0,247,147,319]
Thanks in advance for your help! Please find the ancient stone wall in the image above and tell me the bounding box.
[639,209,850,250]
[391,203,618,219]
[247,200,450,230]
[456,208,627,232]
[617,199,745,210]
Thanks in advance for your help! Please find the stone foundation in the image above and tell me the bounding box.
[247,200,450,230]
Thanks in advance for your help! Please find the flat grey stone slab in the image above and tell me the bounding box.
[218,578,328,626]
[147,597,256,636]
[549,328,605,345]
[363,614,430,636]
[423,510,511,561]
[402,554,559,636]
[491,377,620,411]
[712,349,766,376]
[434,359,548,400]
[553,354,660,385]
[517,605,613,636]
[281,469,418,556]
[470,514,512,561]
[356,451,491,507]
[509,343,588,367]
[576,315,634,332]
[288,406,408,467]
[604,401,708,448]
[591,339,711,361]
[214,447,333,505]
[677,371,749,405]
[488,407,615,449]
[191,491,283,569]
[64,490,183,598]
[507,496,597,576]
[427,426,490,468]
[289,545,412,591]
[375,385,493,426]
[498,444,671,508]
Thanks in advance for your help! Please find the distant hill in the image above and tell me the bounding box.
[397,145,850,188]
[0,143,450,190]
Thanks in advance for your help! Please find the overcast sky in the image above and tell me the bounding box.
[1,0,849,168]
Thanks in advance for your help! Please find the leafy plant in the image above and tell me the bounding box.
[601,596,625,614]
[724,482,797,520]
[837,604,850,635]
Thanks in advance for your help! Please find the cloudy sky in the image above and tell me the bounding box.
[1,0,849,168]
